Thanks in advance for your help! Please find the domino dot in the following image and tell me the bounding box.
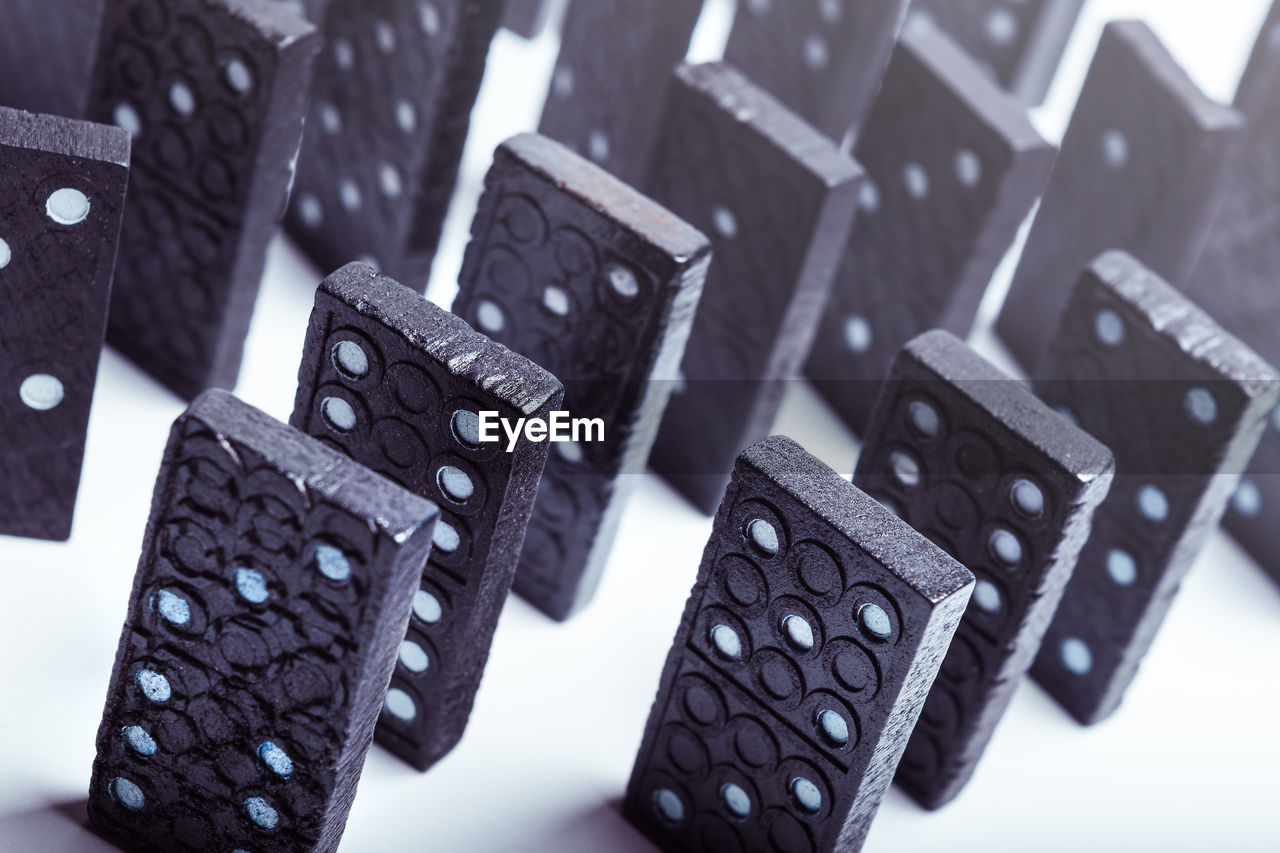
[437,466,475,502]
[972,580,1002,613]
[476,299,505,333]
[606,263,639,298]
[989,528,1023,567]
[908,400,940,438]
[1106,548,1137,586]
[710,624,742,661]
[20,374,65,410]
[746,518,780,555]
[357,255,381,272]
[318,101,341,133]
[234,567,269,604]
[552,66,574,99]
[339,179,362,212]
[224,58,253,94]
[321,396,357,432]
[122,725,157,756]
[1184,387,1217,425]
[955,149,982,187]
[451,410,481,446]
[433,520,460,553]
[111,778,145,810]
[543,285,570,316]
[1101,129,1129,169]
[818,0,842,24]
[746,0,771,15]
[0,237,8,268]
[168,80,195,116]
[790,777,822,814]
[1137,484,1169,523]
[1269,22,1280,52]
[890,450,921,488]
[857,603,891,641]
[135,669,171,703]
[1232,480,1261,517]
[333,38,355,70]
[843,314,873,354]
[781,614,815,651]
[712,205,738,240]
[378,163,403,198]
[152,589,190,625]
[803,34,830,71]
[46,188,89,225]
[556,440,583,463]
[1060,637,1093,675]
[720,782,751,818]
[418,1,442,35]
[858,180,880,213]
[1056,406,1078,426]
[816,709,850,747]
[653,788,685,824]
[985,7,1019,44]
[314,545,352,582]
[332,341,369,378]
[257,742,293,777]
[375,19,396,53]
[297,194,323,228]
[395,100,417,133]
[1010,478,1045,518]
[244,797,278,830]
[113,103,142,137]
[384,688,416,720]
[413,589,444,624]
[903,163,930,199]
[398,640,429,673]
[1094,308,1125,346]
[588,130,610,163]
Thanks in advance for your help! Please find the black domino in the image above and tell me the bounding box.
[0,0,104,117]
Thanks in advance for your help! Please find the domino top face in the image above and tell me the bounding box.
[805,19,1056,436]
[853,330,1113,807]
[87,0,319,399]
[287,0,504,288]
[454,132,710,619]
[88,389,438,853]
[995,20,1243,369]
[908,0,1086,105]
[1031,251,1280,724]
[625,436,973,853]
[724,0,909,141]
[0,107,130,541]
[539,0,702,189]
[647,62,862,513]
[291,261,563,768]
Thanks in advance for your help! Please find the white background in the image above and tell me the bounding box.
[2,1,1279,850]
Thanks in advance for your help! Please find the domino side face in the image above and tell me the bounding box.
[625,436,973,853]
[1031,251,1280,724]
[87,0,318,400]
[538,0,703,189]
[646,62,862,514]
[805,20,1055,437]
[290,262,563,769]
[286,0,504,289]
[724,0,909,141]
[454,133,711,619]
[88,390,439,853]
[995,20,1242,369]
[0,107,130,540]
[853,330,1114,808]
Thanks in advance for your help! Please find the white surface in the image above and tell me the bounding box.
[3,1,1280,850]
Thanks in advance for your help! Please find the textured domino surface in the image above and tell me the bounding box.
[646,62,862,514]
[291,262,563,769]
[453,133,711,620]
[853,330,1114,808]
[538,0,702,189]
[286,0,504,290]
[0,107,130,541]
[87,389,439,853]
[86,0,319,400]
[624,435,973,852]
[1031,251,1280,724]
[908,0,1086,105]
[723,0,909,141]
[805,19,1055,437]
[995,20,1242,369]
